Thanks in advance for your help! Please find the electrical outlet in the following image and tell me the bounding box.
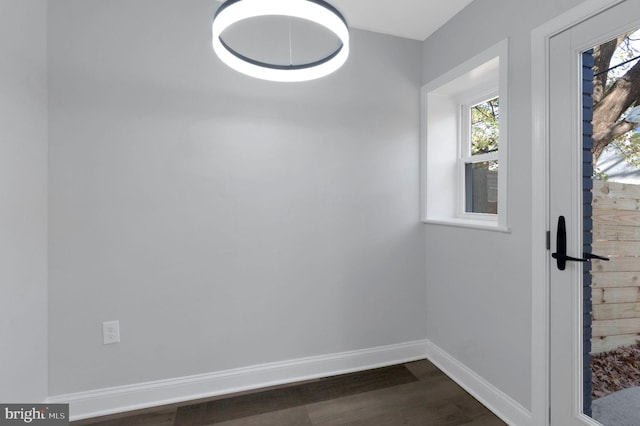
[103,320,120,345]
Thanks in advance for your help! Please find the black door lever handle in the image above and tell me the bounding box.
[552,252,588,263]
[552,216,610,270]
[583,252,610,262]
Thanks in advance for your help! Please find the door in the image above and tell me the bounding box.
[549,1,640,425]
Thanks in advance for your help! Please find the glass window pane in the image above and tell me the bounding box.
[465,160,498,214]
[471,97,499,156]
[587,26,640,424]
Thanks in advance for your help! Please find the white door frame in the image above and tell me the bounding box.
[531,0,625,425]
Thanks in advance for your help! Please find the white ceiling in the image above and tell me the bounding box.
[329,0,474,41]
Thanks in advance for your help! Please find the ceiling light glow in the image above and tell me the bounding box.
[212,0,349,82]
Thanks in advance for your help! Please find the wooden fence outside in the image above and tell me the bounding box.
[591,179,640,353]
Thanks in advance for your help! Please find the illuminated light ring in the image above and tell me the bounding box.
[212,0,349,82]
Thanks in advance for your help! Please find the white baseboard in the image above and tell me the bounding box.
[47,340,428,421]
[425,339,532,426]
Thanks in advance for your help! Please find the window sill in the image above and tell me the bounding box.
[421,217,510,233]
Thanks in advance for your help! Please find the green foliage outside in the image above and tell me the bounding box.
[606,132,640,175]
[471,97,499,155]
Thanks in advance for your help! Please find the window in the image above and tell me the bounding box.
[462,96,499,215]
[421,40,508,231]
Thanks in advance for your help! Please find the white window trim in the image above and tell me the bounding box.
[420,39,509,232]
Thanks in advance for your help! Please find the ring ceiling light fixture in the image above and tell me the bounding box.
[212,0,350,82]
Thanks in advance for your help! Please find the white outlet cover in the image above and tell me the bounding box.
[102,320,120,345]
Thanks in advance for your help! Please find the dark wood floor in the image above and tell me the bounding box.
[72,360,506,426]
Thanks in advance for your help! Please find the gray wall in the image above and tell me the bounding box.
[47,0,426,394]
[0,0,48,402]
[7,0,600,411]
[422,0,586,410]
